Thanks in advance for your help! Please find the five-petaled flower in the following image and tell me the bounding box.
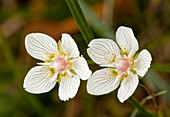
[87,26,152,103]
[23,33,92,101]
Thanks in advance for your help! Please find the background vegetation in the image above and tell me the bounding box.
[0,0,170,116]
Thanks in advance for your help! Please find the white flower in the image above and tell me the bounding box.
[24,33,92,101]
[87,26,152,103]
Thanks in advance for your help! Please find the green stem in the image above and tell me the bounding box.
[130,90,167,117]
[66,0,94,44]
[129,97,154,117]
[139,83,158,110]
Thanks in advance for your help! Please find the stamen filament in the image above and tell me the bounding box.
[37,62,52,66]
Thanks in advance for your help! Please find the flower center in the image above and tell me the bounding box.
[52,57,68,72]
[115,58,130,73]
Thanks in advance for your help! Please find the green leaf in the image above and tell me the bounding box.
[79,0,115,40]
[151,64,170,73]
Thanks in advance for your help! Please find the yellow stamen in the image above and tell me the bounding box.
[40,67,55,79]
[119,72,129,81]
[130,69,137,74]
[57,40,67,57]
[44,52,56,62]
[57,72,68,83]
[110,69,118,77]
[58,40,62,53]
[67,60,72,71]
[46,67,55,78]
[104,69,118,80]
[49,67,55,74]
[49,53,55,60]
[130,57,136,69]
[70,69,76,75]
[58,52,66,57]
[104,53,117,64]
[104,77,113,80]
[120,48,129,57]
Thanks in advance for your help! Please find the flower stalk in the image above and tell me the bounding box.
[130,90,167,117]
[66,0,94,44]
[129,97,154,117]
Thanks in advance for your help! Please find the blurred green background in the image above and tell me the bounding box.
[0,0,170,117]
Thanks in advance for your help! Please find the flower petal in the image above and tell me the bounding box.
[23,66,57,94]
[72,56,92,80]
[87,68,120,95]
[25,33,58,61]
[61,33,79,59]
[117,73,139,103]
[58,75,80,101]
[134,49,152,77]
[116,26,139,57]
[87,39,120,65]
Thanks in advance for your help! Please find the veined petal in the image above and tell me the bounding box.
[117,73,139,103]
[134,49,152,77]
[61,33,79,59]
[72,56,92,80]
[23,66,57,94]
[116,26,139,57]
[87,68,120,95]
[87,39,120,65]
[58,75,80,101]
[25,33,58,61]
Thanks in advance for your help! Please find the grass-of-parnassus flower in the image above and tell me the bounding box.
[87,26,152,103]
[23,33,92,101]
